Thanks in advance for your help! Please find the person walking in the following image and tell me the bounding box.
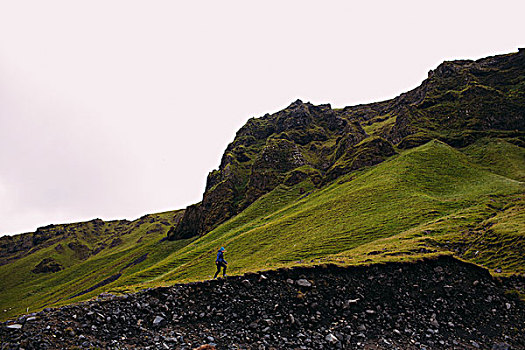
[214,247,228,278]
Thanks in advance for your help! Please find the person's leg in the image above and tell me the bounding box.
[222,263,227,277]
[213,263,221,278]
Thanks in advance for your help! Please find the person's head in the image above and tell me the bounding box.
[219,247,225,252]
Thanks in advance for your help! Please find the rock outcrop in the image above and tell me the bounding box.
[31,258,63,274]
[2,256,524,349]
[168,100,368,240]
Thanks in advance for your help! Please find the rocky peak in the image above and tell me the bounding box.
[168,99,369,240]
[288,98,305,108]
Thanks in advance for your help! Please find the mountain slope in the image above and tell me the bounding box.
[2,137,523,321]
[0,211,187,319]
[0,50,524,322]
[169,49,525,240]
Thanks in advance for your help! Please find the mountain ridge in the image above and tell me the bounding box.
[168,49,525,240]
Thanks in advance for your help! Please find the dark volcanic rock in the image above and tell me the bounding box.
[67,241,91,260]
[243,138,306,206]
[326,136,396,181]
[168,100,360,240]
[2,256,524,349]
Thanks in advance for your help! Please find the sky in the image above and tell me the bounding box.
[0,0,523,236]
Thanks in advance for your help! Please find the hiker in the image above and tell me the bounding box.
[214,247,228,278]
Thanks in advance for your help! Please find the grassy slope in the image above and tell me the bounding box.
[1,139,523,321]
[461,138,525,181]
[0,211,186,319]
[138,139,522,287]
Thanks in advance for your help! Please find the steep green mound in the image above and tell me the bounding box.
[346,50,525,147]
[461,138,525,181]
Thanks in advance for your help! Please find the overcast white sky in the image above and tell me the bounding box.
[0,0,523,236]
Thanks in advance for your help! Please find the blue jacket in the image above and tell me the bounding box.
[216,250,227,264]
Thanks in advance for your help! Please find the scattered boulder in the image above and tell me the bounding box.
[6,324,22,330]
[296,279,312,287]
[325,333,338,344]
[152,315,165,327]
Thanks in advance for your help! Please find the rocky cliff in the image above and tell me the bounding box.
[168,49,525,240]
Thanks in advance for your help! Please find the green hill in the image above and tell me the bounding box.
[1,139,523,321]
[132,139,524,284]
[0,50,524,322]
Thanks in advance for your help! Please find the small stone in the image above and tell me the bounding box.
[206,336,215,342]
[6,324,22,329]
[325,333,338,344]
[494,267,502,273]
[505,303,511,310]
[473,280,479,286]
[296,279,312,287]
[434,266,443,273]
[492,343,510,350]
[286,279,294,285]
[242,279,252,287]
[365,309,376,314]
[153,315,165,327]
[471,340,480,348]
